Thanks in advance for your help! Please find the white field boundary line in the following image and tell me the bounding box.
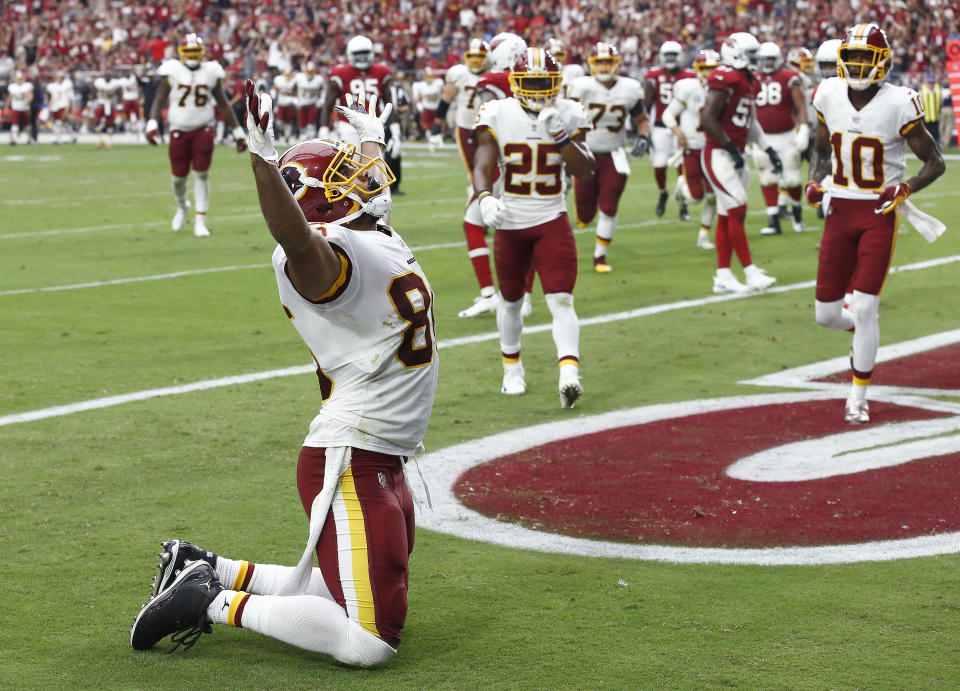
[3,251,960,428]
[0,220,674,296]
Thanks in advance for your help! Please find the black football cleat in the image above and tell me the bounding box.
[152,540,218,599]
[655,190,668,217]
[131,560,223,653]
[679,200,690,221]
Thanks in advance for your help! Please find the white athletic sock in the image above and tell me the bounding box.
[214,556,333,599]
[850,291,880,372]
[497,297,524,354]
[207,591,396,667]
[544,292,579,361]
[194,171,210,214]
[172,175,188,208]
[701,195,716,228]
[594,211,616,258]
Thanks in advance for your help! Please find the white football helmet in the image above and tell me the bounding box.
[815,39,841,79]
[720,32,759,70]
[756,42,783,74]
[488,32,528,72]
[658,41,683,70]
[346,35,374,71]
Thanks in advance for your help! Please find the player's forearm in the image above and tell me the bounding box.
[561,140,594,181]
[251,155,315,250]
[907,154,945,194]
[808,143,832,183]
[472,146,497,194]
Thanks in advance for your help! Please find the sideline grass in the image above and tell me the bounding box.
[1,143,958,688]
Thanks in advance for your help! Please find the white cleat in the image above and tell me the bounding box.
[744,266,776,292]
[171,203,189,232]
[501,361,526,395]
[521,292,533,318]
[792,218,804,233]
[712,271,748,295]
[458,292,499,318]
[558,367,583,409]
[696,231,715,250]
[844,398,870,424]
[193,218,211,238]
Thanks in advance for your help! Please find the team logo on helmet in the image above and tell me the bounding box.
[509,47,562,112]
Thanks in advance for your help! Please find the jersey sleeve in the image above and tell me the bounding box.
[560,98,591,134]
[474,99,499,133]
[272,226,360,310]
[706,68,732,92]
[898,87,925,135]
[157,60,175,79]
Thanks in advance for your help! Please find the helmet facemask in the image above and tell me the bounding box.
[839,46,888,90]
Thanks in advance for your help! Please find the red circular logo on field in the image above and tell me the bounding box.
[453,399,960,548]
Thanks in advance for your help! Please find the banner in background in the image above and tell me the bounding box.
[948,40,960,148]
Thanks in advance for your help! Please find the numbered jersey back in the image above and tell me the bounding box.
[704,65,758,151]
[567,74,643,153]
[329,63,392,114]
[445,63,481,129]
[158,59,225,130]
[272,223,438,456]
[645,67,697,124]
[475,97,590,229]
[813,77,924,201]
[755,67,802,134]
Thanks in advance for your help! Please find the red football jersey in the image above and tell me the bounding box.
[704,65,758,151]
[328,62,393,114]
[645,66,697,124]
[755,67,802,134]
[476,70,512,100]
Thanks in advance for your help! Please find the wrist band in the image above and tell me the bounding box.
[477,190,492,201]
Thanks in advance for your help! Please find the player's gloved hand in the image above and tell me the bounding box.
[794,123,810,153]
[876,182,911,215]
[428,122,444,147]
[478,192,504,227]
[244,79,278,164]
[233,125,247,153]
[430,123,442,137]
[145,118,160,145]
[805,180,826,207]
[724,142,745,170]
[765,146,783,175]
[386,122,403,158]
[631,134,650,157]
[335,92,393,145]
[537,106,570,145]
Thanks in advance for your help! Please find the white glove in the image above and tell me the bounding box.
[478,193,504,227]
[145,118,160,145]
[427,132,444,148]
[334,92,393,145]
[244,79,278,163]
[794,123,810,153]
[386,122,403,158]
[537,106,567,141]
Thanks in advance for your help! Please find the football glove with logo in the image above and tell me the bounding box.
[244,80,278,164]
[875,182,911,215]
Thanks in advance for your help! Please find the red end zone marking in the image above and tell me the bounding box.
[815,342,960,388]
[455,401,957,548]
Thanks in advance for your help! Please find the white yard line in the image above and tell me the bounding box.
[3,251,959,428]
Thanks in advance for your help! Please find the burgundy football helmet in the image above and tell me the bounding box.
[178,33,205,69]
[465,38,489,74]
[838,23,891,90]
[509,47,562,112]
[588,42,621,82]
[278,139,395,225]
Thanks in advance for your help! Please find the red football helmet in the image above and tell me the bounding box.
[588,42,621,82]
[178,33,205,69]
[278,139,396,225]
[509,47,562,112]
[786,47,814,75]
[693,49,721,82]
[838,23,891,90]
[465,38,489,74]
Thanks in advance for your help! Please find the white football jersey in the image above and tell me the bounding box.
[813,77,924,201]
[7,82,33,111]
[294,72,324,106]
[560,63,585,97]
[46,80,73,111]
[444,63,481,129]
[272,223,438,456]
[413,78,443,110]
[273,73,298,106]
[118,75,140,101]
[475,97,590,229]
[93,77,119,104]
[567,75,643,153]
[669,77,707,150]
[157,59,225,131]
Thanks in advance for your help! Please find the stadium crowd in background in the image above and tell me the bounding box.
[0,0,958,146]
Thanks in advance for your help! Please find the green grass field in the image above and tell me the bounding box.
[1,141,958,688]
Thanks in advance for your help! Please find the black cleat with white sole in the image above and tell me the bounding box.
[131,560,223,653]
[152,539,218,599]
